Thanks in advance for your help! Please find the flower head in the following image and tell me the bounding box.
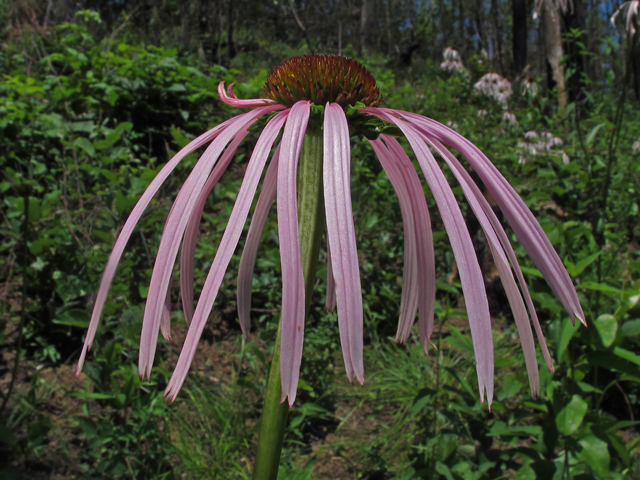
[519,130,566,162]
[521,78,539,98]
[474,73,512,108]
[77,54,585,408]
[440,47,467,74]
[611,0,639,35]
[502,112,518,126]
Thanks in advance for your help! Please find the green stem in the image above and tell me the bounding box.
[252,131,325,479]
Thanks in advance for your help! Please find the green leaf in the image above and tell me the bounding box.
[555,395,588,435]
[435,434,458,462]
[495,375,523,401]
[613,346,640,367]
[74,137,95,157]
[520,266,544,278]
[115,122,133,134]
[565,251,601,277]
[621,319,640,336]
[53,309,90,328]
[445,324,474,354]
[588,351,640,377]
[488,421,542,437]
[558,317,578,361]
[585,124,605,147]
[594,314,618,347]
[167,83,187,93]
[580,282,622,295]
[70,121,95,133]
[434,462,455,480]
[578,435,610,476]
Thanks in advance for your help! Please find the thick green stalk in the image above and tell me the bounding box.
[252,131,325,479]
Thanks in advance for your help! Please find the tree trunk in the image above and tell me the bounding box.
[543,3,567,110]
[512,0,527,77]
[563,0,586,102]
[227,0,236,60]
[360,0,368,55]
[197,0,209,61]
[180,0,190,52]
[386,0,392,56]
[458,0,464,44]
[632,39,640,101]
[474,0,485,52]
[490,0,505,74]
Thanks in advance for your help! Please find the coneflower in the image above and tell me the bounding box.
[76,55,585,474]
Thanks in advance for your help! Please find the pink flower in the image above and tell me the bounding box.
[474,73,513,107]
[77,55,585,408]
[611,0,639,35]
[440,47,467,74]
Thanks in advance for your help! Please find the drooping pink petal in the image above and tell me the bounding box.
[368,138,419,343]
[380,135,437,352]
[139,105,281,381]
[324,102,365,386]
[427,137,541,396]
[237,145,281,337]
[277,101,311,406]
[430,138,554,374]
[160,288,172,341]
[218,81,279,108]
[374,111,494,405]
[180,127,251,325]
[76,115,239,376]
[325,242,337,313]
[367,108,585,327]
[399,110,584,325]
[164,111,289,402]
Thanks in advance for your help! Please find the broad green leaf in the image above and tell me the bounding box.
[558,317,577,361]
[74,137,95,157]
[168,83,187,93]
[435,434,458,461]
[520,266,544,278]
[613,347,640,367]
[53,309,90,328]
[515,464,537,480]
[445,325,474,354]
[434,462,455,480]
[555,394,588,435]
[488,421,542,437]
[594,314,617,347]
[585,123,605,147]
[588,351,640,377]
[70,121,95,133]
[621,319,640,336]
[115,122,133,133]
[580,282,622,295]
[565,251,601,277]
[495,375,522,401]
[578,435,610,476]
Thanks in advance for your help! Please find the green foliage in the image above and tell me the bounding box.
[2,14,640,480]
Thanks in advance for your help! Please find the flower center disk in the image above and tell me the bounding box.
[263,54,382,108]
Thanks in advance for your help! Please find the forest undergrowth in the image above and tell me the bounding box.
[1,10,640,480]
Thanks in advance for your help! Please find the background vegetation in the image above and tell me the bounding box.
[1,1,639,479]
